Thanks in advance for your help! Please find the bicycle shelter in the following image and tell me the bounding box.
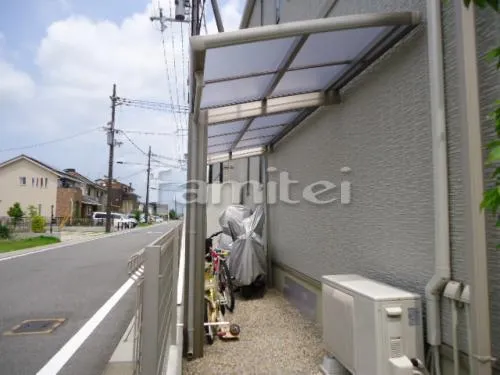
[184,10,422,359]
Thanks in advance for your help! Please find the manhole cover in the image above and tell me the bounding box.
[4,319,65,336]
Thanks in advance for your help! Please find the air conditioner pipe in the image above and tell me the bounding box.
[424,1,450,375]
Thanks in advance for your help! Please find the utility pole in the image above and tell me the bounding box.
[144,146,152,224]
[105,84,117,233]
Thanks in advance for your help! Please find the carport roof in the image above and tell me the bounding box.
[189,11,421,163]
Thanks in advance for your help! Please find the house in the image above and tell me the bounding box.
[0,154,80,218]
[0,154,107,220]
[60,169,106,218]
[96,178,139,214]
[183,1,499,374]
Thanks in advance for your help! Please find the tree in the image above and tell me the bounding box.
[31,216,46,233]
[27,205,38,218]
[133,210,141,222]
[169,209,178,220]
[7,202,24,226]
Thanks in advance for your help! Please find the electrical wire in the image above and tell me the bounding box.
[119,130,148,156]
[157,0,182,134]
[117,169,148,180]
[115,129,177,136]
[0,127,101,153]
[117,97,189,113]
[168,5,182,119]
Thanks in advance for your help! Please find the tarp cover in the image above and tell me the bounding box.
[219,205,266,286]
[218,204,251,250]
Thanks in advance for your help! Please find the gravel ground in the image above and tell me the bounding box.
[183,289,325,375]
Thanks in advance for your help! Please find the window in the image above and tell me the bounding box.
[45,178,48,188]
[87,187,91,196]
[40,177,44,188]
[19,177,26,185]
[32,177,35,187]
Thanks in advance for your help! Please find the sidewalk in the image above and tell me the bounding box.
[102,316,136,375]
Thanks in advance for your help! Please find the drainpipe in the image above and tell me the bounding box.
[424,1,450,373]
[186,74,204,359]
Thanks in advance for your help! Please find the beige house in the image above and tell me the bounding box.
[0,154,102,219]
[0,155,64,218]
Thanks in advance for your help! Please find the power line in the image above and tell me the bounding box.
[115,129,177,136]
[117,97,189,113]
[119,130,148,156]
[157,0,182,134]
[0,127,101,153]
[116,168,147,180]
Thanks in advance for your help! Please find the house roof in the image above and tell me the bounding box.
[0,154,80,182]
[65,170,106,191]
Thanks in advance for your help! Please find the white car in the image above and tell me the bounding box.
[114,214,136,229]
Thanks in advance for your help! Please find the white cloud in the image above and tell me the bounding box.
[0,61,36,102]
[205,0,244,34]
[0,0,243,198]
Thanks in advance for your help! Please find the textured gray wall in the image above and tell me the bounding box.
[242,0,500,367]
[267,0,433,292]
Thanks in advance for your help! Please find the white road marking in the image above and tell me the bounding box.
[36,267,144,375]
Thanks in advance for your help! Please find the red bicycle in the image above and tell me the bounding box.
[206,232,235,313]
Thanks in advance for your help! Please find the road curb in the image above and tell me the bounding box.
[101,316,136,375]
[0,224,164,262]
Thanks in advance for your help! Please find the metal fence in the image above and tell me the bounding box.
[128,222,183,375]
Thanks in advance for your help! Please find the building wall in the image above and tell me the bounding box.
[0,159,58,218]
[241,0,500,371]
[56,187,82,217]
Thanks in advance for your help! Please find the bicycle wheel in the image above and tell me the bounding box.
[218,260,235,313]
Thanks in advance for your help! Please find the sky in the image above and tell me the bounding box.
[0,0,245,200]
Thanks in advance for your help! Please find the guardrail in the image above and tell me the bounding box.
[128,221,183,375]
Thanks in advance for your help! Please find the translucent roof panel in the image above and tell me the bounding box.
[249,111,301,130]
[204,37,298,81]
[208,133,239,147]
[208,120,247,137]
[271,65,348,97]
[241,126,285,140]
[201,74,274,109]
[235,136,275,150]
[191,11,421,159]
[290,26,388,68]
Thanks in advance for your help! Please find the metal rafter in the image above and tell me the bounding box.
[229,35,310,152]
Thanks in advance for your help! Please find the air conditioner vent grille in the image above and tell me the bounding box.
[390,338,402,358]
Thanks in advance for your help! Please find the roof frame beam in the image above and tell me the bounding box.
[201,90,341,126]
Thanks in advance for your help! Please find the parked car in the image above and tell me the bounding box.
[92,212,136,229]
[125,214,139,228]
[114,214,136,229]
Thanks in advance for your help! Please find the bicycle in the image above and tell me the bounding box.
[203,232,239,344]
[205,232,235,313]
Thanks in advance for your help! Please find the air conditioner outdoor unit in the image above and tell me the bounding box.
[321,274,425,375]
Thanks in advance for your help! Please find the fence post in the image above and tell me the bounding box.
[142,245,161,375]
[170,227,180,346]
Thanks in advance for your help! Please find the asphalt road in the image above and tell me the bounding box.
[0,222,178,375]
